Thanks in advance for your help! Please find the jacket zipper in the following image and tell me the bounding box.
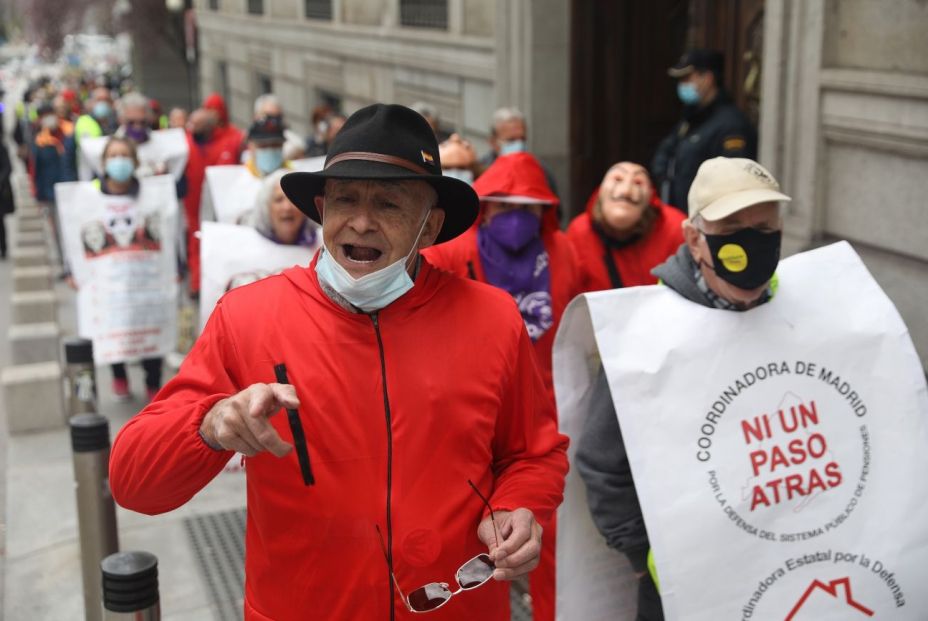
[371,312,395,621]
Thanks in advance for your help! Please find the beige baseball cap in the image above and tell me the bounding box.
[688,157,791,221]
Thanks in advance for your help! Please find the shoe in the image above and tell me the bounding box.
[112,378,131,401]
[146,386,160,402]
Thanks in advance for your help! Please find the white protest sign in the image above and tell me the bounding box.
[202,165,263,224]
[199,221,317,330]
[56,176,179,364]
[290,156,326,172]
[78,128,189,181]
[553,242,928,620]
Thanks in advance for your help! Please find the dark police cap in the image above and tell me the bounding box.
[668,49,724,78]
[280,103,478,244]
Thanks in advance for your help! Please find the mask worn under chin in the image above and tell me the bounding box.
[485,209,541,253]
[702,227,782,290]
[314,209,432,312]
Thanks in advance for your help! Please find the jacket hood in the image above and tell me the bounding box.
[473,152,560,233]
[474,152,559,207]
[203,92,230,126]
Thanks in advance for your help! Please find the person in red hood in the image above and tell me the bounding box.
[568,161,685,293]
[424,152,581,621]
[110,104,568,621]
[183,95,244,296]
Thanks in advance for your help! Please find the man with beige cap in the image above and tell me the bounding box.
[574,157,790,620]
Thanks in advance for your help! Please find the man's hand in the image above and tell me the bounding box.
[476,508,542,581]
[199,383,297,457]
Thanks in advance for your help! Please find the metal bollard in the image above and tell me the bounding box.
[71,413,120,621]
[101,551,161,620]
[64,338,97,416]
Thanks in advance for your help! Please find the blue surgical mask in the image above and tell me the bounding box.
[255,148,284,175]
[677,82,701,106]
[314,209,432,312]
[93,102,112,119]
[499,139,526,156]
[105,156,135,183]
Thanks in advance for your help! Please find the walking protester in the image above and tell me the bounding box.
[439,133,480,185]
[651,49,757,213]
[478,106,558,196]
[110,103,568,620]
[198,170,320,330]
[425,151,581,621]
[567,162,684,293]
[556,157,928,619]
[245,169,319,246]
[57,136,179,402]
[74,86,116,146]
[32,101,77,266]
[0,139,14,259]
[182,100,242,297]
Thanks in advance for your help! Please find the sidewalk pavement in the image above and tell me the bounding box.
[0,166,247,620]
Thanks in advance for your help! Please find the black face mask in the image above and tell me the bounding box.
[702,227,782,290]
[192,131,211,145]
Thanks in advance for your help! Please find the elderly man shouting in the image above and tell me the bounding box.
[110,104,568,620]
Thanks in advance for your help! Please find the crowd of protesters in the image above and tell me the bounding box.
[7,48,765,621]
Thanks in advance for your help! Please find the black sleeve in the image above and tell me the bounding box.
[575,366,650,572]
[650,128,678,184]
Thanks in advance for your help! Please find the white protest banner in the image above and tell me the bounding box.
[78,128,189,181]
[553,242,928,620]
[56,175,179,365]
[290,156,326,172]
[202,165,263,224]
[199,221,317,330]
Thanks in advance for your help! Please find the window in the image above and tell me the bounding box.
[257,73,273,96]
[247,0,264,15]
[399,0,448,30]
[208,0,219,10]
[305,0,332,20]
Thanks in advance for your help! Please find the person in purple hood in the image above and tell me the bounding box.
[424,151,582,621]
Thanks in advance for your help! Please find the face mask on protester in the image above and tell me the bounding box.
[677,82,701,106]
[315,209,432,312]
[93,102,112,119]
[192,131,211,145]
[700,226,782,290]
[105,156,136,183]
[41,115,59,131]
[124,124,150,144]
[255,147,284,175]
[484,208,541,253]
[442,168,474,185]
[498,139,526,156]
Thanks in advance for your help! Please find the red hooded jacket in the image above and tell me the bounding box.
[110,255,569,621]
[567,188,685,293]
[423,153,583,395]
[184,94,244,292]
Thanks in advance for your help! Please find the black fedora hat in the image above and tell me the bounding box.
[280,103,478,244]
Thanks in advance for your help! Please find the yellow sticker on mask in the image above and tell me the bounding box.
[718,243,748,272]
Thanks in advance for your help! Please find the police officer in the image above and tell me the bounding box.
[651,49,756,214]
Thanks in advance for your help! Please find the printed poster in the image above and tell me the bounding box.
[199,220,318,330]
[56,175,179,364]
[553,242,928,620]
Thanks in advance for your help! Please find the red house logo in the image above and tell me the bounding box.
[785,577,874,620]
